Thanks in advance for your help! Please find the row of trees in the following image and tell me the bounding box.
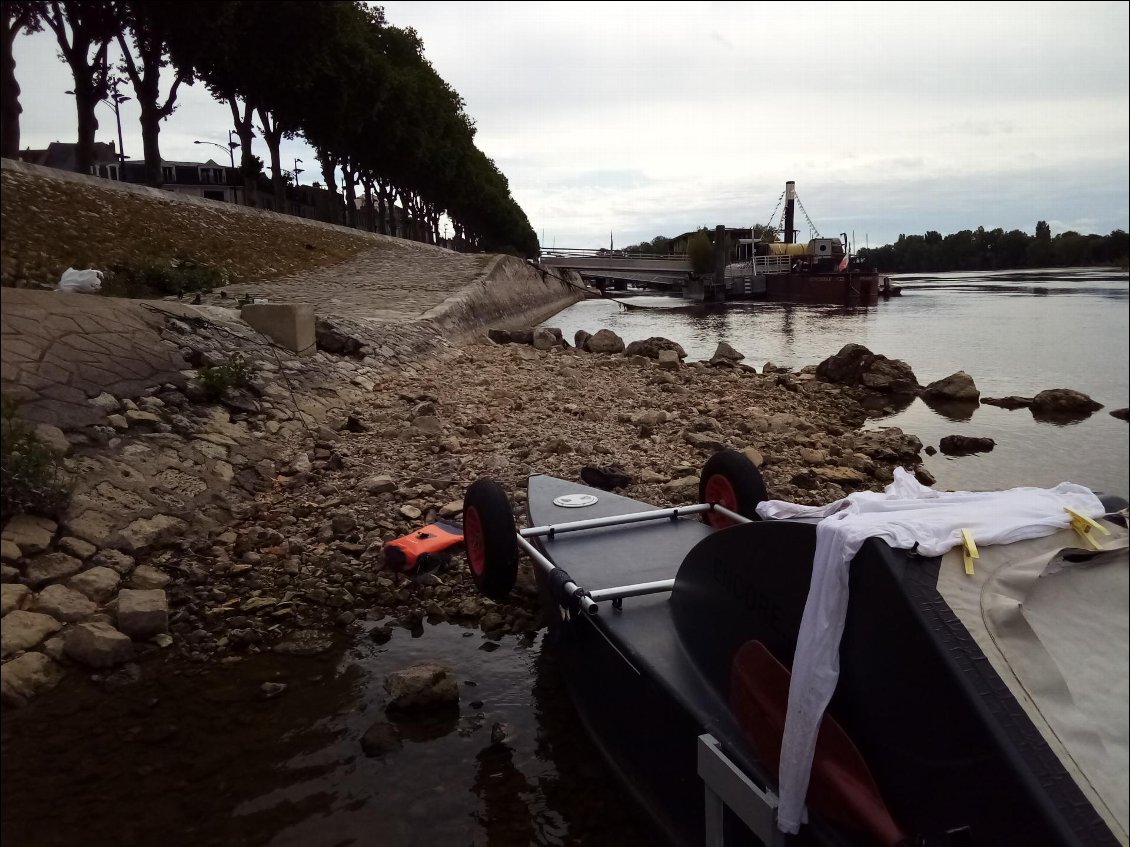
[858,223,1129,273]
[1,1,539,256]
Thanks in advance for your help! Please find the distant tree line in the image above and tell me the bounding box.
[1,1,538,256]
[858,223,1129,273]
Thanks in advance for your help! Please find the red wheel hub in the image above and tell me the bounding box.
[464,506,485,576]
[704,474,739,528]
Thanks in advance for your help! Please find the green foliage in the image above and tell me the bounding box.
[1,395,70,522]
[686,230,714,275]
[858,225,1129,273]
[198,353,256,401]
[101,260,224,298]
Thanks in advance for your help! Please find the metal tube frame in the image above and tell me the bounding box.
[516,502,752,613]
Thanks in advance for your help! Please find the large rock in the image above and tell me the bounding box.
[981,396,1033,410]
[1,515,57,555]
[624,337,687,360]
[1030,389,1103,416]
[939,435,996,455]
[33,584,96,623]
[710,341,745,363]
[1,584,31,617]
[24,552,84,587]
[532,327,562,351]
[657,349,681,371]
[63,510,116,547]
[116,589,168,638]
[129,565,170,590]
[922,371,980,403]
[362,475,397,494]
[67,566,122,603]
[89,548,135,575]
[815,344,920,395]
[114,514,189,554]
[1,652,65,707]
[573,329,592,350]
[1,610,63,658]
[1111,408,1130,422]
[585,329,625,354]
[0,539,20,562]
[384,661,459,711]
[64,621,134,668]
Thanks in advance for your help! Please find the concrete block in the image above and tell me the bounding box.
[240,303,316,356]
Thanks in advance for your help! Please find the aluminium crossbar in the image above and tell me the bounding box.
[517,502,752,613]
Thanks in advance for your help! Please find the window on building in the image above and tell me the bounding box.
[162,166,175,183]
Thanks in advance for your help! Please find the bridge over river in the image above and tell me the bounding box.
[537,247,773,300]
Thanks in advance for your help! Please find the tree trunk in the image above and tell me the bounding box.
[376,180,390,235]
[341,159,356,228]
[228,97,256,206]
[256,107,284,212]
[360,173,374,232]
[73,85,99,174]
[315,147,339,225]
[139,104,162,186]
[1,18,22,159]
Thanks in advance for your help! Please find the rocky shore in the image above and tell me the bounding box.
[2,317,933,706]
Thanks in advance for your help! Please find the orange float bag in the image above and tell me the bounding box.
[384,520,464,573]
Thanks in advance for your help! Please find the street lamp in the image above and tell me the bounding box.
[194,138,236,168]
[293,158,303,185]
[65,75,129,164]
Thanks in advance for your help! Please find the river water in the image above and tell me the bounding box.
[2,268,1126,847]
[545,267,1130,498]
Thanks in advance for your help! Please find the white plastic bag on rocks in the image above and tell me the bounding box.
[56,267,103,293]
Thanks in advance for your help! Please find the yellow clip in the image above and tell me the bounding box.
[1064,507,1111,550]
[961,528,979,575]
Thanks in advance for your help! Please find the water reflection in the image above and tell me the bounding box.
[920,397,980,422]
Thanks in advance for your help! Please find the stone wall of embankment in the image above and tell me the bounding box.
[1,158,586,703]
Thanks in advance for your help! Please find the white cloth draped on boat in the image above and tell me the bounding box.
[755,468,1107,835]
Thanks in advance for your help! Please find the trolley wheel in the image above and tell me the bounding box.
[699,449,768,529]
[463,478,519,600]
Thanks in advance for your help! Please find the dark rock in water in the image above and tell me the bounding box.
[1111,408,1130,421]
[361,720,402,757]
[924,445,937,456]
[487,328,512,344]
[272,629,334,656]
[580,465,632,490]
[370,624,393,645]
[623,337,687,360]
[1030,389,1103,417]
[939,435,996,455]
[384,662,459,711]
[914,466,937,486]
[259,681,287,699]
[981,396,1034,410]
[815,344,920,395]
[922,371,980,403]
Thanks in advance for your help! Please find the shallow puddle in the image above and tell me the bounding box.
[1,621,653,846]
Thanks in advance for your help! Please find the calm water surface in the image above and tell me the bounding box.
[2,268,1126,847]
[545,267,1129,497]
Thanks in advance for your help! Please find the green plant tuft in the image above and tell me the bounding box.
[199,353,256,401]
[1,395,70,522]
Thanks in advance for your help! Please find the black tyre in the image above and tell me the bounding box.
[463,478,519,600]
[699,449,768,529]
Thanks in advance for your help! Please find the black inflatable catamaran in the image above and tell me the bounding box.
[462,451,1129,847]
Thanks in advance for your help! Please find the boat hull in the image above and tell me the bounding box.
[763,271,880,304]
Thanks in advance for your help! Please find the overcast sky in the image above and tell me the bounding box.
[12,1,1129,250]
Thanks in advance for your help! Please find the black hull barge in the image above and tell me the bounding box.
[461,452,1128,847]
